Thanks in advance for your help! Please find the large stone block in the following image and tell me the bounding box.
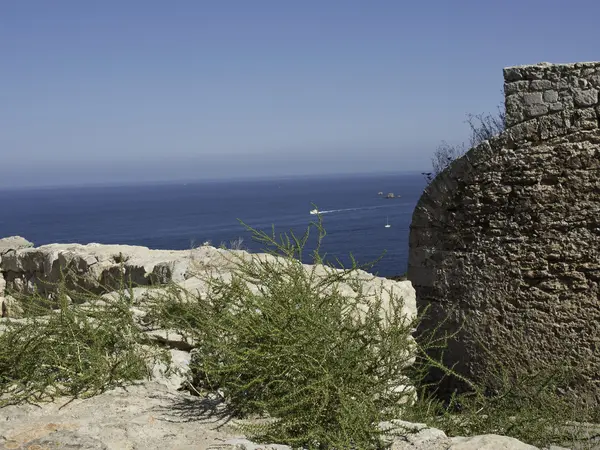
[1,243,195,295]
[0,236,33,266]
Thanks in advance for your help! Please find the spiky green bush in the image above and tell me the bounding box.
[148,217,417,449]
[0,278,168,406]
[405,313,600,449]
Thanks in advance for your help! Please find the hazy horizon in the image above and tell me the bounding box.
[3,1,600,188]
[0,167,424,191]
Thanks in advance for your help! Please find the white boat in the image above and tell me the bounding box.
[385,216,391,228]
[310,208,319,215]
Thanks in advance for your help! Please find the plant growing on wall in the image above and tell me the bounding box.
[424,93,506,183]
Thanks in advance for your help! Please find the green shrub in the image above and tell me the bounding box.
[405,320,600,449]
[0,278,168,406]
[149,216,417,449]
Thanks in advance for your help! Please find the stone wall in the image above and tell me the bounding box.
[504,61,600,142]
[408,61,600,402]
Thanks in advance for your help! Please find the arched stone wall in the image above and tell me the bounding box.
[408,61,600,401]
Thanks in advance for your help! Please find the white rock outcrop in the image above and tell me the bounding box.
[0,236,33,257]
[0,236,34,317]
[1,243,194,296]
[0,239,417,324]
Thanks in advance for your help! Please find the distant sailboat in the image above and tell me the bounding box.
[385,216,391,228]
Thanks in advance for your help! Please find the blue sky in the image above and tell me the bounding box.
[2,0,599,187]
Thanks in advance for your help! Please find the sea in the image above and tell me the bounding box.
[0,172,426,278]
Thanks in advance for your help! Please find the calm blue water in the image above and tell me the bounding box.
[0,172,426,277]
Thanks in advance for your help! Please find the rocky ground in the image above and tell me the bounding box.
[0,237,574,449]
[0,377,555,450]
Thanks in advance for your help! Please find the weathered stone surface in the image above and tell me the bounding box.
[409,60,600,405]
[384,420,451,449]
[146,328,196,351]
[573,88,599,107]
[0,382,240,450]
[0,383,544,450]
[0,240,417,369]
[0,243,197,296]
[220,438,292,449]
[0,242,417,327]
[0,238,33,290]
[450,434,538,449]
[0,295,21,318]
[502,61,600,130]
[0,236,33,257]
[14,430,109,449]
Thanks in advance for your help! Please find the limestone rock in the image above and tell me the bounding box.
[0,236,33,256]
[0,390,551,450]
[16,430,109,449]
[0,237,33,284]
[220,438,292,449]
[0,295,22,318]
[382,420,451,450]
[145,328,195,351]
[151,349,191,391]
[99,286,169,306]
[0,382,240,449]
[0,243,417,326]
[0,243,195,296]
[449,434,538,449]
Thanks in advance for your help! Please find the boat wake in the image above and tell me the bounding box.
[311,205,388,215]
